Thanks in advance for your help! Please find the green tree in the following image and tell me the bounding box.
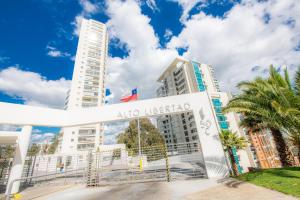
[0,145,15,179]
[219,130,247,176]
[0,145,15,159]
[117,118,165,161]
[223,66,300,166]
[27,143,40,157]
[47,135,59,154]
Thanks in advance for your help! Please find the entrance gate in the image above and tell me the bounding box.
[18,142,206,189]
[87,142,206,186]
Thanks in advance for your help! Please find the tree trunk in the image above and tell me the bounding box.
[228,149,239,176]
[297,144,300,166]
[270,128,294,167]
[0,158,6,179]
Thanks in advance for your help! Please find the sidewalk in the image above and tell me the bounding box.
[184,179,299,200]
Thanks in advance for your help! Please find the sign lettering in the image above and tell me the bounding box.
[117,103,191,119]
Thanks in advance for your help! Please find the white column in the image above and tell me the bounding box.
[6,125,32,195]
[192,94,229,178]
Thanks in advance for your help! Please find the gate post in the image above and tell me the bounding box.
[191,93,230,178]
[163,145,170,182]
[6,125,32,195]
[86,151,93,187]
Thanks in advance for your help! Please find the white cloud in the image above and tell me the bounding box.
[104,121,128,144]
[31,132,56,144]
[80,0,98,14]
[103,0,300,100]
[46,45,71,58]
[0,125,20,131]
[164,28,173,40]
[168,0,300,92]
[0,67,70,108]
[144,0,159,12]
[72,15,84,36]
[169,0,206,22]
[72,0,100,36]
[105,0,178,100]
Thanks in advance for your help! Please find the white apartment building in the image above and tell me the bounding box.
[156,57,256,173]
[58,19,108,153]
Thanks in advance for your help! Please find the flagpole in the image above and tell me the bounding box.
[136,87,141,157]
[137,117,141,157]
[136,87,142,170]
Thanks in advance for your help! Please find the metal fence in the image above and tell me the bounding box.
[87,142,207,186]
[166,142,207,180]
[19,153,88,190]
[87,144,168,186]
[3,142,207,195]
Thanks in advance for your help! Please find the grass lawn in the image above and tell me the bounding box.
[236,167,300,198]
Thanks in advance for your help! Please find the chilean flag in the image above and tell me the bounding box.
[120,88,138,102]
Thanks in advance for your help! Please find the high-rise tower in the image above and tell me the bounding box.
[58,19,108,153]
[156,57,256,173]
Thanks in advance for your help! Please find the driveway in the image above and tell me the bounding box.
[20,179,299,200]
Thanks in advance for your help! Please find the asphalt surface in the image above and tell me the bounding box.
[22,179,219,200]
[20,178,300,200]
[86,182,170,200]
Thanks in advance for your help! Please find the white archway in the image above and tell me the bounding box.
[0,92,229,194]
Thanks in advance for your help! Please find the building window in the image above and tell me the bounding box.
[184,131,188,136]
[192,61,206,91]
[66,156,72,167]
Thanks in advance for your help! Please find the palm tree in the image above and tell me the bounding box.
[295,68,300,95]
[223,66,300,166]
[288,68,300,160]
[219,130,247,176]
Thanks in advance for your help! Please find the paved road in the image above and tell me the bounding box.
[20,179,299,200]
[21,179,219,200]
[82,182,170,200]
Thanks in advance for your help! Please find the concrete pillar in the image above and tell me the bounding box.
[192,93,229,178]
[6,125,32,195]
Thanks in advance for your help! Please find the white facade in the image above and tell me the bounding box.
[156,57,255,172]
[60,19,108,153]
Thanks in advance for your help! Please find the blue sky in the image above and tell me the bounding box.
[0,0,299,144]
